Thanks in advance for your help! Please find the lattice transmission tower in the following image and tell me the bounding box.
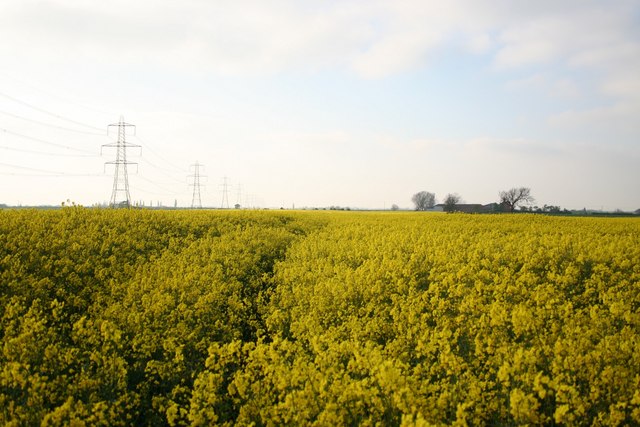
[102,116,139,207]
[188,161,206,208]
[235,183,242,208]
[220,176,230,209]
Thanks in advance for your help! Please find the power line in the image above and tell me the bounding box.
[0,145,99,158]
[134,175,183,195]
[0,71,115,116]
[133,135,186,173]
[0,161,102,176]
[1,127,97,154]
[0,110,106,136]
[0,90,104,132]
[139,157,187,184]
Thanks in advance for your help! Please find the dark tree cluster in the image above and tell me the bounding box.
[411,191,436,211]
[411,187,536,213]
[499,187,535,213]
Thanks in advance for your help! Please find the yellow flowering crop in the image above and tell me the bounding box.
[1,208,638,425]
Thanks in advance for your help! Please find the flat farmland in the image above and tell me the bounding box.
[1,209,638,425]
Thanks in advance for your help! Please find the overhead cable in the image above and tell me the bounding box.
[0,110,106,136]
[0,90,105,132]
[0,71,115,116]
[134,135,186,173]
[0,161,102,176]
[0,144,100,157]
[1,127,97,154]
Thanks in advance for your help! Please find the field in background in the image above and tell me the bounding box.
[1,209,639,425]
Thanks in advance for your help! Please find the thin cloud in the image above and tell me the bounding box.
[505,74,581,98]
[1,0,637,87]
[466,136,565,158]
[549,102,640,132]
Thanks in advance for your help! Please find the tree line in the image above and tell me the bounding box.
[412,187,535,213]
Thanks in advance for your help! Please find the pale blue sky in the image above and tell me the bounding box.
[1,0,638,210]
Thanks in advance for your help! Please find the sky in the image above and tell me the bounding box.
[0,0,638,210]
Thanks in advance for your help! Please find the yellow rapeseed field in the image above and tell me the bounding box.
[1,208,638,425]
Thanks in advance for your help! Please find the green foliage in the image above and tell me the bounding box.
[1,208,639,425]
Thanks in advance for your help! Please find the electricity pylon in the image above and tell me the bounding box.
[220,176,230,209]
[235,183,242,208]
[102,116,139,208]
[188,161,206,208]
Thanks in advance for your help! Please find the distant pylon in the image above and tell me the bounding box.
[189,161,205,208]
[235,183,242,208]
[220,176,230,209]
[102,116,139,208]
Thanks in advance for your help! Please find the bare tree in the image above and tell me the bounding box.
[499,187,534,212]
[443,193,461,213]
[412,191,436,211]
